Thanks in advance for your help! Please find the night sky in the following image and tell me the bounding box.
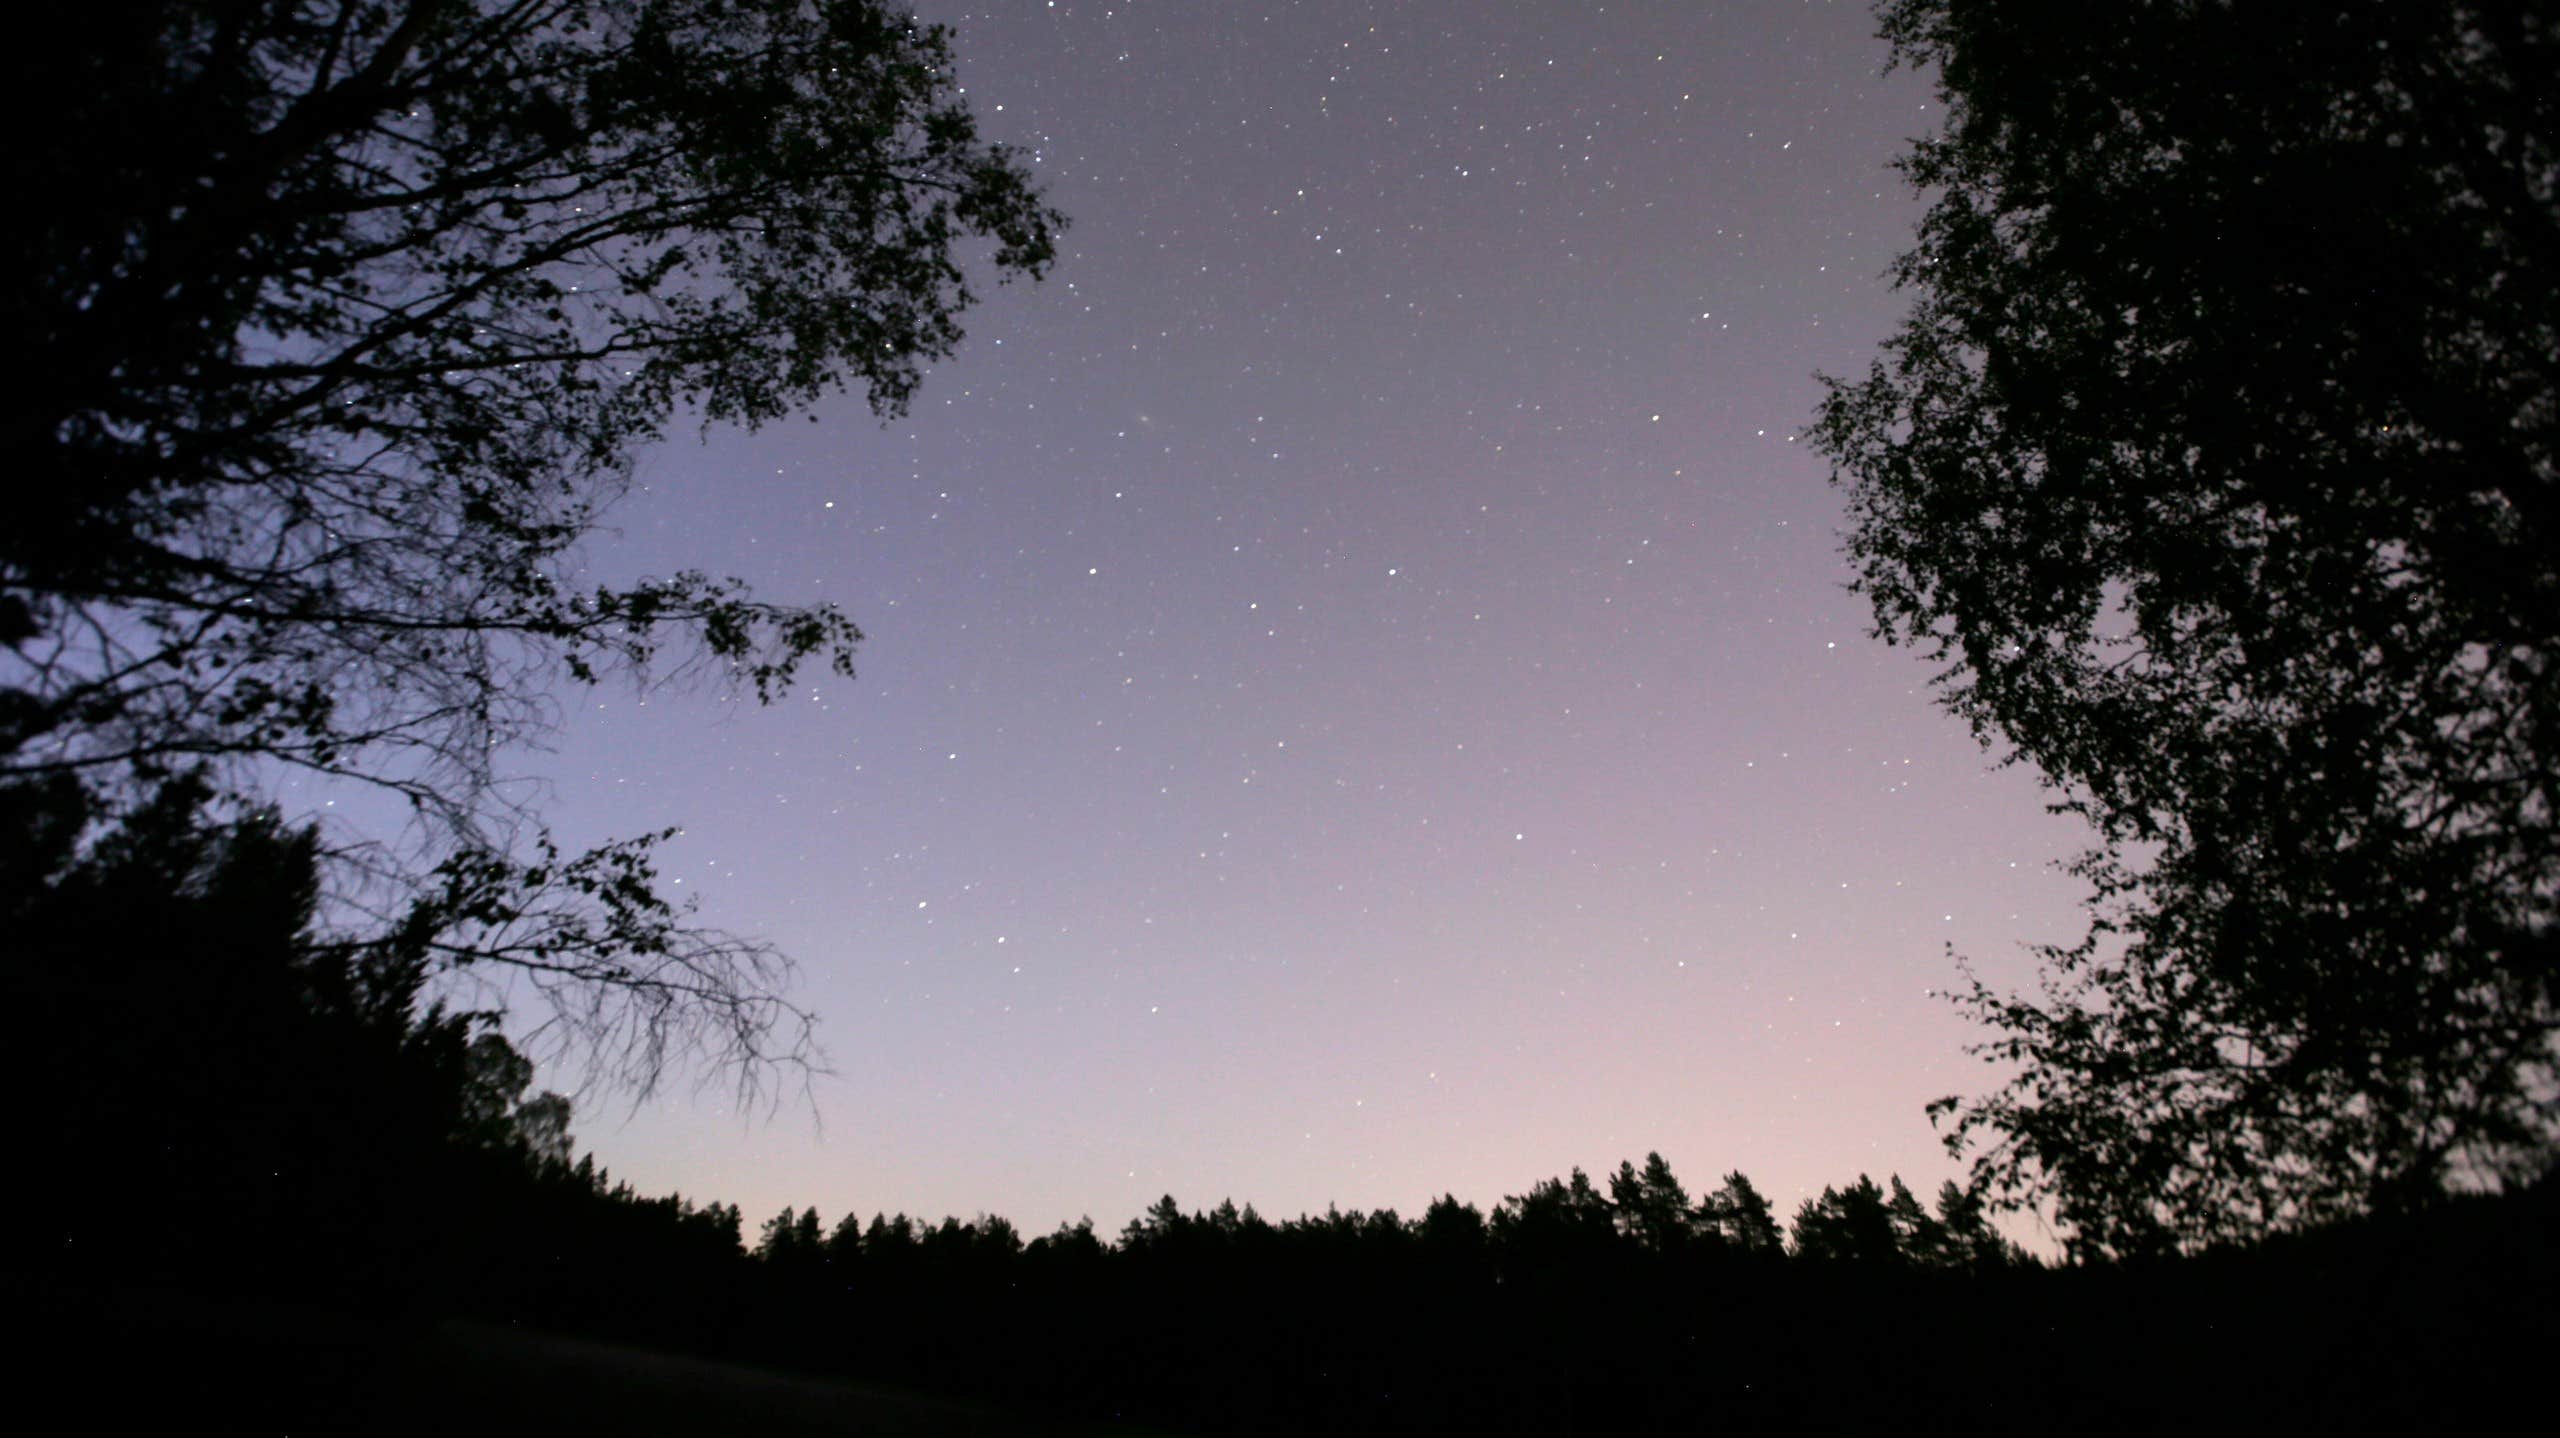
[536,0,2094,1238]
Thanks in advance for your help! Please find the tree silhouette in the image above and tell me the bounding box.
[1884,1175,1946,1265]
[827,1210,868,1265]
[1490,1167,1619,1272]
[1789,1175,1902,1264]
[864,1211,921,1272]
[0,771,582,1298]
[5,0,1060,1099]
[1699,1170,1785,1256]
[1813,0,2560,1253]
[460,1031,575,1165]
[1030,1216,1106,1267]
[1608,1152,1697,1254]
[1927,1179,2020,1271]
[757,1204,828,1269]
[1120,1194,1192,1257]
[1418,1193,1489,1258]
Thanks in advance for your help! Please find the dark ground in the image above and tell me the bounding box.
[24,1280,1167,1437]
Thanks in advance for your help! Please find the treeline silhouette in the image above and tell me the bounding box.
[7,777,2552,1434]
[623,1163,2550,1436]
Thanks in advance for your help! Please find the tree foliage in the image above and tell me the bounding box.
[1814,0,2559,1254]
[3,1,1060,1096]
[1789,1174,1900,1264]
[1699,1169,1785,1255]
[1607,1151,1694,1252]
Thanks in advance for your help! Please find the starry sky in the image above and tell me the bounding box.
[535,0,2094,1237]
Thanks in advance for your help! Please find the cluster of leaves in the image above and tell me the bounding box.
[4,1,1060,1096]
[1817,0,2560,1254]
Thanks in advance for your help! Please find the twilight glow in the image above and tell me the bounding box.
[537,0,2092,1238]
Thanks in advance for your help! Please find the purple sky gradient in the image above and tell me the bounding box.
[530,0,2093,1238]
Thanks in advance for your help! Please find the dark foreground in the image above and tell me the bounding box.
[23,1177,2554,1438]
[27,1281,1157,1437]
